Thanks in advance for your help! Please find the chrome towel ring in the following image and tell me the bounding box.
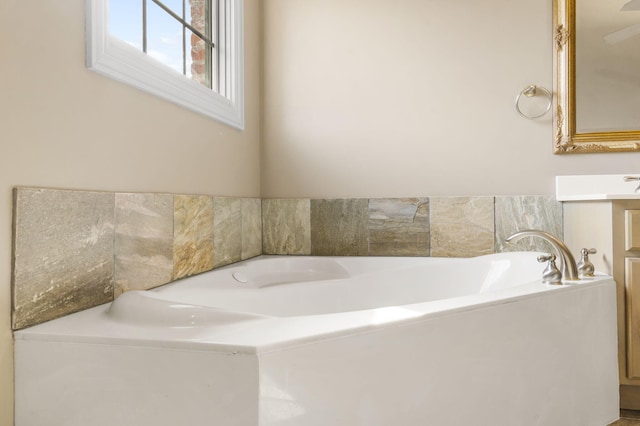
[515,85,552,119]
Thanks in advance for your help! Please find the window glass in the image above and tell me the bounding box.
[109,1,142,49]
[147,1,184,75]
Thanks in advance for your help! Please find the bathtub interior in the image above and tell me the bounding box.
[124,252,549,318]
[233,256,352,287]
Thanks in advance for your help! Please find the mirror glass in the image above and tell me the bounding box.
[553,0,640,153]
[576,0,640,133]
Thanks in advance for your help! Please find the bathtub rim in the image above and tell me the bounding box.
[14,265,616,355]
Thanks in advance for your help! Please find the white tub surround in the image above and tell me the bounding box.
[15,253,619,426]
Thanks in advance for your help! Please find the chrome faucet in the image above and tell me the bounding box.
[505,230,579,281]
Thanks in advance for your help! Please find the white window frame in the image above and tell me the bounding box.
[85,0,244,129]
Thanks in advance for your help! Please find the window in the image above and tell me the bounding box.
[86,0,244,129]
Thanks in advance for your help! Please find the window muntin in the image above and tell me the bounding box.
[86,0,244,129]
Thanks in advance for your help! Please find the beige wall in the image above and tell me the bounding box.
[261,0,640,199]
[0,0,261,424]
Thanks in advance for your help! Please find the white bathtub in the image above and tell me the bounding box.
[14,252,619,426]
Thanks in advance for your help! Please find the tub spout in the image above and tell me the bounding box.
[505,230,579,281]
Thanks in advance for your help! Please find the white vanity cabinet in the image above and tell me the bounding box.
[564,200,640,408]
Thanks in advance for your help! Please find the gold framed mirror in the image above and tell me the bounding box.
[553,0,640,154]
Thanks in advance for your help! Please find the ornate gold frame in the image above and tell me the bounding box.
[553,0,640,154]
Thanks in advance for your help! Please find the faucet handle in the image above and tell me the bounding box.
[577,248,596,278]
[537,253,563,285]
[537,253,555,263]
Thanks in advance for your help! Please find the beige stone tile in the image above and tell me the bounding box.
[114,193,174,295]
[12,187,115,329]
[430,197,495,257]
[311,199,368,256]
[173,194,214,280]
[213,197,242,268]
[262,199,311,255]
[495,195,563,254]
[368,198,429,256]
[241,198,262,260]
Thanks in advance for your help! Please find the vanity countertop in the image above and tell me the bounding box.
[556,174,640,201]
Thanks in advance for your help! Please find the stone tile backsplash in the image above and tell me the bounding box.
[263,195,562,258]
[262,199,311,255]
[12,187,262,330]
[12,188,115,330]
[241,198,263,261]
[114,193,174,296]
[368,198,429,256]
[430,197,495,257]
[213,197,243,268]
[11,188,562,330]
[494,195,563,254]
[173,194,215,280]
[310,199,369,256]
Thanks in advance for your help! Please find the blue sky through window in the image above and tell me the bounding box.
[109,0,195,77]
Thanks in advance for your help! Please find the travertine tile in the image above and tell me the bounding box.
[114,193,174,295]
[368,198,429,256]
[311,199,368,256]
[430,197,495,257]
[262,199,311,255]
[173,194,214,280]
[495,195,563,253]
[241,198,262,260]
[213,197,242,267]
[12,188,115,330]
